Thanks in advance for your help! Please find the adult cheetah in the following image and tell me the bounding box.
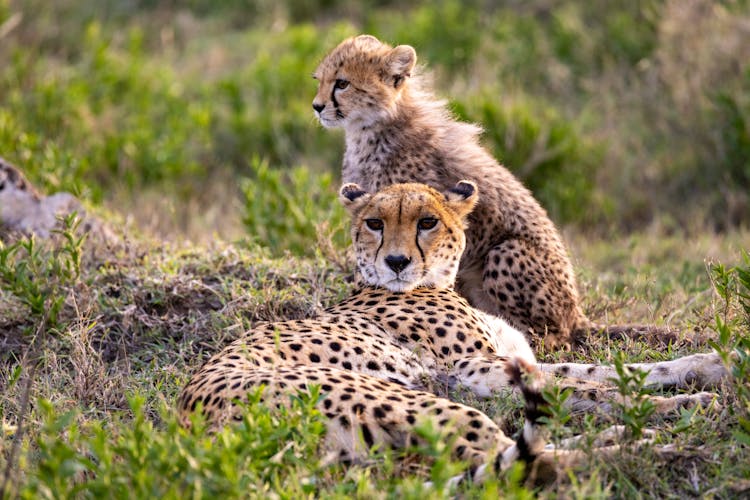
[312,35,672,349]
[179,182,724,482]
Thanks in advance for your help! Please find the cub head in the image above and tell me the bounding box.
[0,159,41,228]
[0,159,39,200]
[312,34,416,129]
[340,181,478,292]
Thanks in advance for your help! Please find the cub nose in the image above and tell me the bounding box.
[385,255,412,273]
[312,102,325,113]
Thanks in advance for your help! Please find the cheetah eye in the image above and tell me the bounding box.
[417,217,438,231]
[334,79,350,90]
[365,218,384,231]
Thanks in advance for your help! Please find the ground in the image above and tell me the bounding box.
[1,223,748,498]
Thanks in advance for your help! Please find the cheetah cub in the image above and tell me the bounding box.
[0,158,113,244]
[0,157,81,238]
[179,182,724,482]
[313,35,673,349]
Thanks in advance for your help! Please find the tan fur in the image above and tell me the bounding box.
[179,183,724,482]
[313,35,660,349]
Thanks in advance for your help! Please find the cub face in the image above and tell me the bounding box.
[312,35,416,129]
[340,181,478,292]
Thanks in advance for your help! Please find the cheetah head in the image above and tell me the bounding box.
[0,158,39,200]
[340,181,477,292]
[312,34,416,129]
[0,158,42,228]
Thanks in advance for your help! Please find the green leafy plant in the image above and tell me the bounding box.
[0,214,86,327]
[540,384,573,442]
[708,252,750,446]
[241,157,348,256]
[17,388,328,499]
[608,351,656,439]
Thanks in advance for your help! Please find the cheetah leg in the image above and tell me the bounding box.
[547,425,656,450]
[460,240,583,350]
[528,436,659,484]
[476,427,660,487]
[536,351,728,389]
[542,372,719,415]
[447,356,718,414]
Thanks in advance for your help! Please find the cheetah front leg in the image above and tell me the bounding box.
[537,352,728,390]
[447,355,718,415]
[550,375,719,415]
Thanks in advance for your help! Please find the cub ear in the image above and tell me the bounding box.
[354,34,383,48]
[444,180,478,219]
[340,183,372,214]
[386,45,416,88]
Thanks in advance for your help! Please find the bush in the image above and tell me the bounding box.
[241,158,347,256]
[453,93,605,224]
[709,253,750,446]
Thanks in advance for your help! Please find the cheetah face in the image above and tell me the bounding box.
[340,181,477,292]
[312,35,416,130]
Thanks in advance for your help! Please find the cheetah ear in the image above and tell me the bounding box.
[386,45,416,88]
[340,183,372,214]
[444,180,478,219]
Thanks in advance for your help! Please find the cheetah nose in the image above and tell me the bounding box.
[312,102,325,113]
[385,255,412,273]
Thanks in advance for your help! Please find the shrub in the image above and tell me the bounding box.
[452,93,605,225]
[709,253,750,446]
[12,389,328,499]
[241,158,347,256]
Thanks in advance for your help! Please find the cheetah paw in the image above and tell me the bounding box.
[682,352,730,388]
[678,391,722,412]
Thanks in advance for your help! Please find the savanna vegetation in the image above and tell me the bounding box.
[1,0,749,497]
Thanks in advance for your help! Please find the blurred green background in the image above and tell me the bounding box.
[1,0,748,253]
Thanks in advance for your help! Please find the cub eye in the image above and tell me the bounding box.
[417,218,438,231]
[334,79,350,90]
[365,218,384,231]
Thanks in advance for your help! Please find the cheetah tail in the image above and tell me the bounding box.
[575,323,680,347]
[492,357,550,474]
